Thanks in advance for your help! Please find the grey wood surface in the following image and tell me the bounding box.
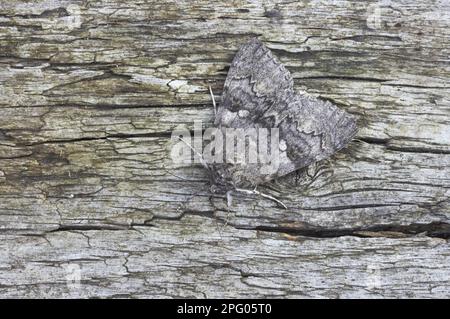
[0,0,449,298]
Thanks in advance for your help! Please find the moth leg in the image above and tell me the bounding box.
[177,137,208,169]
[235,187,287,209]
[226,190,233,207]
[175,187,208,214]
[257,191,287,210]
[215,191,233,237]
[209,85,217,116]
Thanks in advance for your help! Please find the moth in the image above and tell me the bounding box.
[181,38,357,208]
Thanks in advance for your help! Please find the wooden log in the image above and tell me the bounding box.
[0,0,449,298]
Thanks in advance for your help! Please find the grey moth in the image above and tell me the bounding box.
[177,38,357,208]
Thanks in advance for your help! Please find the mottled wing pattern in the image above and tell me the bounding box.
[215,38,357,187]
[215,38,293,128]
[275,92,358,177]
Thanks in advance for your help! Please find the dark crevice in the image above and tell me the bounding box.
[330,34,403,42]
[294,76,446,89]
[358,137,450,155]
[25,132,173,146]
[41,210,450,240]
[300,203,400,211]
[151,210,217,222]
[146,209,450,240]
[295,75,389,83]
[244,222,450,239]
[49,225,129,232]
[49,223,155,232]
[358,136,389,145]
[0,103,212,110]
[89,103,212,110]
[386,145,450,155]
[21,127,215,146]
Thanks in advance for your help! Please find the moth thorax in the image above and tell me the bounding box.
[209,165,234,193]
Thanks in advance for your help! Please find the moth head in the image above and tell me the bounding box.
[208,165,234,194]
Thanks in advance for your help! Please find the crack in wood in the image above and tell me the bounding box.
[247,222,450,239]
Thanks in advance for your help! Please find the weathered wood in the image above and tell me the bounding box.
[1,216,449,298]
[0,0,449,298]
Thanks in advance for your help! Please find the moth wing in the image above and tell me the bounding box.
[215,37,294,127]
[274,93,358,179]
[216,38,357,187]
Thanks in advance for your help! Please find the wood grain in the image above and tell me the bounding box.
[0,0,449,298]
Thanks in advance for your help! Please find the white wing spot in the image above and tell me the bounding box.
[279,139,287,151]
[238,110,250,118]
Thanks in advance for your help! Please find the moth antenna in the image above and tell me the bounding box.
[223,191,233,228]
[177,136,209,169]
[353,138,371,144]
[209,85,217,116]
[235,187,287,209]
[161,166,190,181]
